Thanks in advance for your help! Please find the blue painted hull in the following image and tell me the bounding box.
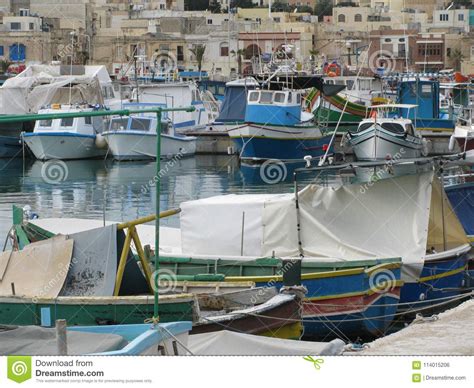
[255,264,402,339]
[415,118,454,132]
[445,182,474,237]
[0,135,21,158]
[399,254,469,312]
[232,134,333,161]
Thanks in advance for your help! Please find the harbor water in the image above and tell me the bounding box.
[0,155,315,241]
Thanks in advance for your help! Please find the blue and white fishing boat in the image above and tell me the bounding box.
[228,89,332,162]
[102,109,197,161]
[22,104,108,160]
[347,104,428,161]
[397,79,455,133]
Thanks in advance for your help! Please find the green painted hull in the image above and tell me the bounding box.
[157,255,400,280]
[0,296,194,327]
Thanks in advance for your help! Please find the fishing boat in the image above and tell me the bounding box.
[3,210,303,339]
[450,106,474,152]
[347,104,427,161]
[102,106,197,161]
[0,65,120,158]
[130,82,209,132]
[228,89,333,162]
[21,105,108,160]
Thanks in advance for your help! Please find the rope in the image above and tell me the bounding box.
[157,325,194,356]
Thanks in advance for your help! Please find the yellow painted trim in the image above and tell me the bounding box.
[365,262,402,275]
[225,267,366,283]
[305,280,404,302]
[258,322,302,340]
[418,266,467,282]
[416,128,453,133]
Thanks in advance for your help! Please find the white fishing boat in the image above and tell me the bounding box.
[102,112,197,161]
[347,104,427,161]
[22,105,108,160]
[449,106,474,153]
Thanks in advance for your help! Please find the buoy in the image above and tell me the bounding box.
[448,135,456,152]
[95,133,108,149]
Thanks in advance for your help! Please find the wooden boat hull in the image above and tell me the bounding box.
[229,124,332,162]
[102,131,197,161]
[191,294,302,339]
[398,253,470,314]
[0,295,194,326]
[348,126,423,161]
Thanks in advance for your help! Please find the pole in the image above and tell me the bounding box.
[154,109,162,319]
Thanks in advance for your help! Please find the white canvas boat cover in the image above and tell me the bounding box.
[0,236,73,298]
[189,330,345,355]
[180,172,436,280]
[0,65,107,114]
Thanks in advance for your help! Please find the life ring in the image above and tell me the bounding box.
[325,63,341,76]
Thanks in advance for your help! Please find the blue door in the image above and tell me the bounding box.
[9,44,26,61]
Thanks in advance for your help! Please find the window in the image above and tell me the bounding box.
[0,46,3,56]
[29,23,34,30]
[338,14,345,23]
[380,122,404,134]
[177,45,184,61]
[471,45,474,59]
[220,43,229,57]
[207,19,213,25]
[10,22,21,30]
[248,91,259,102]
[39,119,52,127]
[85,116,92,125]
[421,84,432,97]
[406,124,415,136]
[273,17,280,23]
[273,92,286,103]
[60,118,74,127]
[260,91,273,104]
[354,14,362,22]
[110,118,129,131]
[130,118,151,131]
[354,122,373,133]
[439,14,448,22]
[458,14,464,22]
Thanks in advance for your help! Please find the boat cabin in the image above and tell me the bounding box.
[34,105,103,135]
[108,115,171,135]
[245,89,303,126]
[397,80,440,119]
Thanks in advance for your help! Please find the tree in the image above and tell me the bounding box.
[231,49,246,76]
[0,59,11,74]
[314,0,333,21]
[190,45,206,73]
[449,48,465,71]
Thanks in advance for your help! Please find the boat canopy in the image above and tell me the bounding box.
[179,171,469,282]
[216,80,258,122]
[369,104,418,109]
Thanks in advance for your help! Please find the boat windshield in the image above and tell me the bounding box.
[130,118,151,131]
[38,119,52,127]
[354,122,373,133]
[110,118,129,131]
[381,122,405,134]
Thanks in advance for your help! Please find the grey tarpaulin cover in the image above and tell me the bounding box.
[0,326,125,355]
[60,224,117,297]
[188,330,345,355]
[180,172,435,281]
